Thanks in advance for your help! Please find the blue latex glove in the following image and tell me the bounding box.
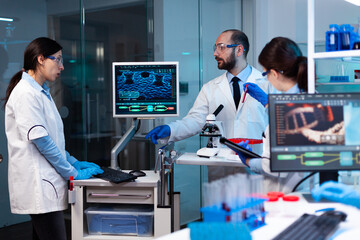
[75,167,104,180]
[145,125,171,144]
[233,140,251,167]
[311,181,360,209]
[244,82,268,107]
[73,161,101,171]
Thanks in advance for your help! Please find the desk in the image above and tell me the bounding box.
[71,171,171,240]
[155,193,360,240]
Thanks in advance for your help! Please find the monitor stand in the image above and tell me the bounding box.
[319,171,339,184]
[110,118,139,170]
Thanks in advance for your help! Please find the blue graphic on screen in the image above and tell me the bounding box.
[113,62,178,117]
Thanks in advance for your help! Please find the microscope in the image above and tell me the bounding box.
[196,105,224,158]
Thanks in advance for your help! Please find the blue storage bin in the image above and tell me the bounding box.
[85,205,154,236]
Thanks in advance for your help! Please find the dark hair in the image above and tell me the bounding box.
[258,37,307,92]
[222,29,249,58]
[2,37,62,107]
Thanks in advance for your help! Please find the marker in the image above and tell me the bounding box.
[242,84,248,103]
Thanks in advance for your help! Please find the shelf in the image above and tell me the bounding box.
[83,233,154,240]
[316,82,360,86]
[71,132,114,139]
[307,0,360,93]
[313,50,360,59]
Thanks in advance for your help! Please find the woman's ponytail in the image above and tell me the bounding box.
[296,56,308,92]
[2,70,23,108]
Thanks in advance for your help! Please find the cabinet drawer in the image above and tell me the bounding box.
[86,187,154,204]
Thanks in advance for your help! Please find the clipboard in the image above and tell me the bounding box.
[220,137,262,159]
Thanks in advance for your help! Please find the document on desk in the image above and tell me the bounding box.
[176,151,246,167]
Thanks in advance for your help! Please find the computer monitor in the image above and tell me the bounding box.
[111,61,179,169]
[269,93,360,177]
[112,61,179,118]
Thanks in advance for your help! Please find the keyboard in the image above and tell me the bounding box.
[95,167,137,183]
[273,211,347,240]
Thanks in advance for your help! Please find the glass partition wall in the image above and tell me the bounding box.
[48,0,154,169]
[0,0,243,227]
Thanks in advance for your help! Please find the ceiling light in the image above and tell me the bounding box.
[0,17,14,22]
[344,0,360,6]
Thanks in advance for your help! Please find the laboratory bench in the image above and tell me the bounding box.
[70,171,173,240]
[155,192,360,240]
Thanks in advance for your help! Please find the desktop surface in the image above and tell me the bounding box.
[73,170,159,187]
[155,192,360,240]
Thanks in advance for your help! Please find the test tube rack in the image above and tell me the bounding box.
[200,196,268,231]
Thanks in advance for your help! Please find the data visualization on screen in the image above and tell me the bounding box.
[112,62,179,118]
[269,93,360,172]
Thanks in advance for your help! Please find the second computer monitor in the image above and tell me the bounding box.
[112,62,179,118]
[269,93,360,172]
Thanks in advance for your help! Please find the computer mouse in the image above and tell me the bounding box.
[129,170,146,177]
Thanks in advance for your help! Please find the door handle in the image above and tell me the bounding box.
[88,193,152,199]
[0,154,3,163]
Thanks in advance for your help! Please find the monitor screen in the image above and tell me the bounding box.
[112,62,179,118]
[269,93,360,172]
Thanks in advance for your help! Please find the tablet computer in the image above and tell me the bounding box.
[220,137,262,159]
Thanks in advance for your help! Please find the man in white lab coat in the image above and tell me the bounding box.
[146,29,275,181]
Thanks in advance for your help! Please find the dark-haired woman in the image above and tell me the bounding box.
[236,37,307,193]
[4,37,103,240]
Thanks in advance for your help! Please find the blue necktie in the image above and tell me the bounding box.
[232,77,240,109]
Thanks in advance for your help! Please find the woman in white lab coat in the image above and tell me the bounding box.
[236,37,307,194]
[3,37,103,240]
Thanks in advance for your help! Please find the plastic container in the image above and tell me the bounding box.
[340,24,354,50]
[326,24,340,51]
[281,195,302,217]
[267,191,284,198]
[266,192,283,217]
[85,205,154,236]
[329,76,349,82]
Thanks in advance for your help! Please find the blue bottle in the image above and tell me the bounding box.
[340,24,353,50]
[326,24,339,51]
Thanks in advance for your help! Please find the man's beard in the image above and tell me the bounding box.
[215,52,236,71]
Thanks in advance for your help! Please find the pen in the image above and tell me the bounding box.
[242,84,248,103]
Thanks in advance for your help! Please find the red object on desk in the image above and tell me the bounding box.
[229,138,263,145]
[70,176,73,191]
[282,195,300,202]
[267,191,284,198]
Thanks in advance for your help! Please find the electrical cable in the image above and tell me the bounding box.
[136,118,141,132]
[292,172,317,192]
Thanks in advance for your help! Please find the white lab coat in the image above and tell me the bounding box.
[5,73,68,214]
[248,84,305,194]
[168,67,275,180]
[252,127,304,194]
